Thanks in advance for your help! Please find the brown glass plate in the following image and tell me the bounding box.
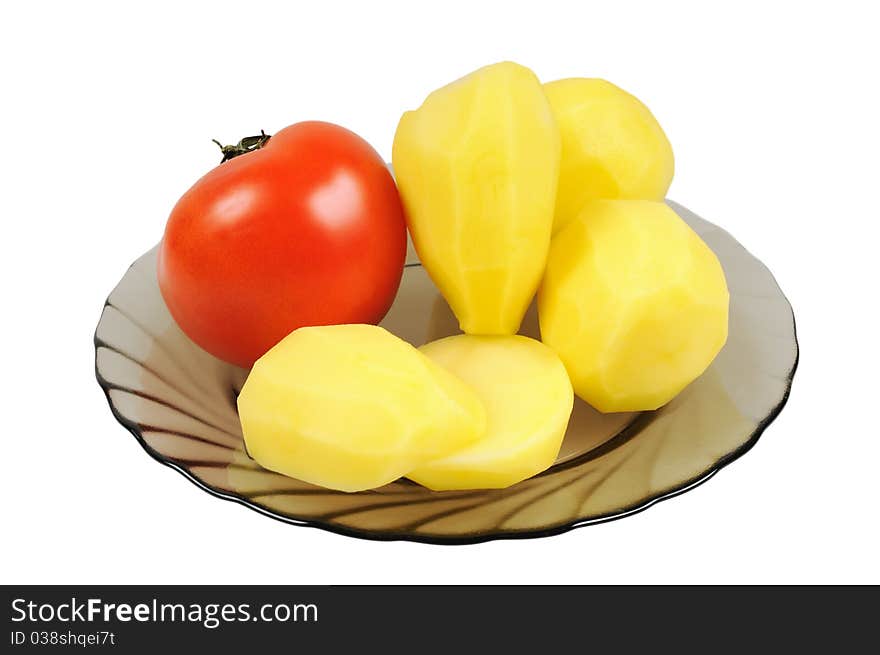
[94,201,798,544]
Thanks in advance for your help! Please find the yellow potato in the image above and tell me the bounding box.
[408,335,573,490]
[538,200,728,412]
[544,78,674,233]
[237,325,486,492]
[392,61,560,335]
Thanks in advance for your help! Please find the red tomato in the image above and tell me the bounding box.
[157,121,407,368]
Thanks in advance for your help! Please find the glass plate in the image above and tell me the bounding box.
[94,201,798,544]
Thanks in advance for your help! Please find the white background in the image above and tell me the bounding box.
[1,1,877,584]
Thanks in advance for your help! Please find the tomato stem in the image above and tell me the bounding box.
[212,130,271,163]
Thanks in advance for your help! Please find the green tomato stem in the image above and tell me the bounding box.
[212,130,271,163]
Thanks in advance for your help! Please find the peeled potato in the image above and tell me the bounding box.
[408,335,573,490]
[237,325,486,492]
[544,78,674,233]
[392,61,560,335]
[538,200,728,412]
